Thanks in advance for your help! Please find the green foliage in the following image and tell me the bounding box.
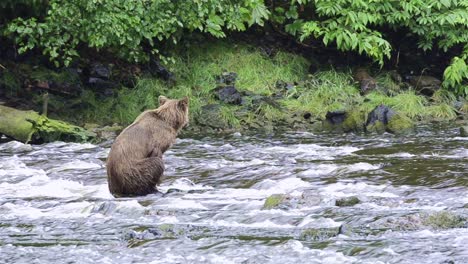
[4,0,269,66]
[272,0,468,95]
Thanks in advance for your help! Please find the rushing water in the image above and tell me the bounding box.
[0,127,467,264]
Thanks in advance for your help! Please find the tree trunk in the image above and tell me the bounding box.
[0,105,95,143]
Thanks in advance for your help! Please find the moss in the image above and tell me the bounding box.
[262,194,286,210]
[387,113,414,134]
[0,105,94,143]
[460,126,468,137]
[335,196,360,207]
[366,120,386,134]
[342,108,367,132]
[423,211,467,229]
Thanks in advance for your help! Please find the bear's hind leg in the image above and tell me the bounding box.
[132,156,165,195]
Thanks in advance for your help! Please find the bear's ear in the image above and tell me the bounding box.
[178,96,189,109]
[159,96,168,106]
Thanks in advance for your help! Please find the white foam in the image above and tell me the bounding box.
[155,198,208,210]
[345,162,382,172]
[206,219,294,229]
[0,172,113,199]
[298,216,342,228]
[0,201,95,219]
[159,178,213,192]
[264,144,360,158]
[47,160,102,173]
[385,152,416,158]
[321,182,398,198]
[0,141,33,152]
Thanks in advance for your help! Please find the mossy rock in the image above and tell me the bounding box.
[335,196,360,207]
[299,227,342,241]
[262,194,287,210]
[366,120,387,134]
[422,211,467,229]
[197,104,229,129]
[460,126,468,137]
[342,108,367,132]
[387,113,414,134]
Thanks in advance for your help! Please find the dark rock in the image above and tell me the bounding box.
[366,105,396,128]
[407,75,441,96]
[389,70,403,83]
[30,67,83,96]
[335,196,360,207]
[90,63,111,80]
[353,68,376,95]
[87,77,117,90]
[215,85,242,105]
[325,110,346,125]
[198,104,228,129]
[460,126,468,137]
[366,105,413,134]
[148,58,175,83]
[216,72,238,85]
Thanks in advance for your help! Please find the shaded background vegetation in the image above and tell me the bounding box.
[0,0,467,130]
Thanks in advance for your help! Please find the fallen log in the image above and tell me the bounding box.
[0,105,95,143]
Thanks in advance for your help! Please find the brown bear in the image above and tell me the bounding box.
[106,96,189,197]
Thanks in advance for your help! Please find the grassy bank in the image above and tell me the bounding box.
[30,41,468,132]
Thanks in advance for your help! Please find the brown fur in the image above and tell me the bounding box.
[353,68,376,95]
[106,96,189,197]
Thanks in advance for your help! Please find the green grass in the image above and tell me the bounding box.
[282,70,360,119]
[70,40,459,128]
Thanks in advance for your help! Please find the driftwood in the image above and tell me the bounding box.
[0,105,95,143]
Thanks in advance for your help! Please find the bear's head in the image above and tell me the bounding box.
[156,96,189,130]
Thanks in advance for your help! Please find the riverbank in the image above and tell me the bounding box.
[1,40,467,141]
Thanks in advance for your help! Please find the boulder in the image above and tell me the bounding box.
[215,85,242,105]
[366,104,396,133]
[407,75,441,96]
[324,109,366,133]
[90,63,112,80]
[216,72,238,85]
[197,104,228,129]
[366,105,414,134]
[460,126,468,137]
[148,58,175,82]
[335,196,360,207]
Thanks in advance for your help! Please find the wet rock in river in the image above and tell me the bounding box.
[263,192,322,210]
[325,110,346,125]
[422,211,467,229]
[324,109,366,133]
[263,194,287,210]
[366,104,396,133]
[366,105,414,134]
[460,126,468,137]
[215,85,242,105]
[335,196,360,207]
[407,75,441,96]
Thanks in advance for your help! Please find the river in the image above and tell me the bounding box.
[0,126,467,263]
